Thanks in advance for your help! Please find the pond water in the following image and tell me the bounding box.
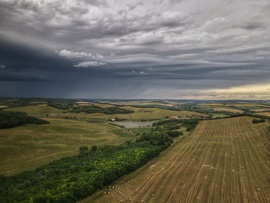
[114,121,156,128]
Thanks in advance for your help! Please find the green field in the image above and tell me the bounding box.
[0,118,134,176]
[6,104,64,117]
[2,101,268,177]
[88,106,208,120]
[6,104,208,121]
[1,102,210,176]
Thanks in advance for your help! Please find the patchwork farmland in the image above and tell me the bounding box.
[84,117,270,203]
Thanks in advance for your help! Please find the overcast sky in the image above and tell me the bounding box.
[0,0,269,99]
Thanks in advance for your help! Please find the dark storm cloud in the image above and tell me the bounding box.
[112,63,270,83]
[0,0,269,99]
[0,38,73,72]
[0,70,51,81]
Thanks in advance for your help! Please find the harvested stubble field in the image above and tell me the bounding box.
[84,116,270,203]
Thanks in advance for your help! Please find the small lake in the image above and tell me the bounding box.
[114,121,156,128]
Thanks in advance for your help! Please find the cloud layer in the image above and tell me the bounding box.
[0,0,270,99]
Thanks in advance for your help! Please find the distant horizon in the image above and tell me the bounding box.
[0,96,269,102]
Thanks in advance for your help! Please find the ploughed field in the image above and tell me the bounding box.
[85,117,270,203]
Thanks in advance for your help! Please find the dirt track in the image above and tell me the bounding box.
[84,117,270,203]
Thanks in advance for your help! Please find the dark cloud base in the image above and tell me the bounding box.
[0,0,269,99]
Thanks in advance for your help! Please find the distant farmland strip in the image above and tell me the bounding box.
[213,107,244,114]
[85,117,270,203]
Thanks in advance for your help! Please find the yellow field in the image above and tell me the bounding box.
[255,112,270,117]
[199,103,224,106]
[84,117,270,203]
[213,107,244,114]
[75,102,115,108]
[232,103,268,107]
[251,108,270,112]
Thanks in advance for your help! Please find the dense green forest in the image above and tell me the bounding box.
[0,120,196,203]
[69,106,134,114]
[0,111,49,129]
[47,98,134,114]
[47,99,76,110]
[0,98,45,108]
[0,98,76,109]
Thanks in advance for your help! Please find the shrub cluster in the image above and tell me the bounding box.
[252,118,266,124]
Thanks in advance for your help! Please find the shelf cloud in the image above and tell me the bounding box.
[0,0,269,99]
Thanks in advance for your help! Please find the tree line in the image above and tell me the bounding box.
[153,119,198,132]
[69,106,134,114]
[0,111,49,129]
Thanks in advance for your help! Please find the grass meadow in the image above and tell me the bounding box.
[1,103,207,176]
[0,118,134,176]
